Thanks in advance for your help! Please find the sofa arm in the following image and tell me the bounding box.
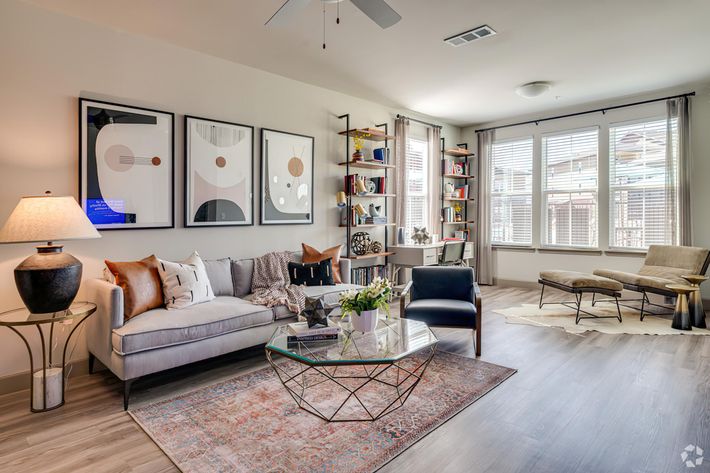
[339,258,352,284]
[84,279,124,371]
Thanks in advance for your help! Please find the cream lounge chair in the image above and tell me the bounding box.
[593,245,710,320]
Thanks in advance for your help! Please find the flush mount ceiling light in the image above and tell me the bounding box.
[515,81,553,98]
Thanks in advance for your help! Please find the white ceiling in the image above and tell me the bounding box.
[27,0,710,126]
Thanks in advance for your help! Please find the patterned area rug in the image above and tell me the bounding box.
[495,302,710,336]
[129,351,515,473]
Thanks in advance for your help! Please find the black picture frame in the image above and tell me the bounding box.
[184,115,255,228]
[260,128,315,225]
[79,98,175,230]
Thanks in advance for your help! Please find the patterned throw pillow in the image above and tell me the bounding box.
[158,258,215,309]
[302,244,343,284]
[288,258,335,286]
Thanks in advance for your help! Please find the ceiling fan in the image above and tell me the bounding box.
[266,0,401,30]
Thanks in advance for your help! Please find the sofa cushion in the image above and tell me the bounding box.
[158,257,214,309]
[111,296,273,355]
[288,259,335,286]
[302,244,344,284]
[204,258,233,296]
[105,255,164,321]
[405,299,476,328]
[231,259,254,297]
[593,269,685,291]
[540,270,622,291]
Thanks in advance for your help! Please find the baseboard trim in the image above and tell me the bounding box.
[0,357,90,397]
[493,278,540,290]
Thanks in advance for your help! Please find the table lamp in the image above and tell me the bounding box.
[0,192,100,314]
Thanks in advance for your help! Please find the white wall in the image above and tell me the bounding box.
[0,1,460,378]
[462,84,710,293]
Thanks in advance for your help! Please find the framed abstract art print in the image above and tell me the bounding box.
[185,116,254,227]
[260,128,314,225]
[79,98,174,230]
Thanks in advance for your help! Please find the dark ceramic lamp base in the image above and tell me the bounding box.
[14,245,82,314]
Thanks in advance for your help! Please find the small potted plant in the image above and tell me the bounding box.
[339,277,392,332]
[352,133,368,161]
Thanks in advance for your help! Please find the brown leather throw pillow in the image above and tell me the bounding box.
[301,244,343,284]
[105,255,163,321]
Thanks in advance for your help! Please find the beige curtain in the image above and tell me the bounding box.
[427,127,441,237]
[394,117,409,239]
[476,129,495,285]
[666,97,692,245]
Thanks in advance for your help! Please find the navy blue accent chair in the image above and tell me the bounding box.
[401,266,481,356]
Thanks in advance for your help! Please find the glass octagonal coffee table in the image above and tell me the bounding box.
[265,317,438,422]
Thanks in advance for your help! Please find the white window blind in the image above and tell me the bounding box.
[490,137,533,245]
[405,137,429,242]
[542,128,599,248]
[609,118,677,249]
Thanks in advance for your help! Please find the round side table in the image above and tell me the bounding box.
[681,275,708,328]
[0,302,97,412]
[665,285,695,331]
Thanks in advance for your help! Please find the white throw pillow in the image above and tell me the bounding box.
[158,253,215,309]
[181,252,215,300]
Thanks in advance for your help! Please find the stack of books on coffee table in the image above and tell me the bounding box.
[287,322,341,344]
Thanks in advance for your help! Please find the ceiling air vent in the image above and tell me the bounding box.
[444,25,497,47]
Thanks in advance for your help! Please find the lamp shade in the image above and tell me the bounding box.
[0,194,100,244]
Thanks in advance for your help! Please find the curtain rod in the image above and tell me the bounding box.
[396,114,443,129]
[474,91,695,134]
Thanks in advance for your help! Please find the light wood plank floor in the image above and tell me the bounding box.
[1,285,708,473]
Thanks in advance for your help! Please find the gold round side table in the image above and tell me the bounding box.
[666,284,695,331]
[0,301,97,412]
[681,275,708,329]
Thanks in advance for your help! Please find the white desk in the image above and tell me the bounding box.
[388,242,474,268]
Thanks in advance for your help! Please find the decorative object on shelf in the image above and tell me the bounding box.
[353,203,368,218]
[300,297,336,329]
[339,277,392,332]
[453,202,463,222]
[365,179,377,194]
[444,182,455,197]
[185,116,253,227]
[397,227,406,245]
[373,147,389,163]
[454,163,464,175]
[336,191,347,207]
[261,128,314,225]
[355,178,368,196]
[682,274,708,328]
[352,133,367,161]
[0,192,101,314]
[369,241,383,254]
[351,231,372,256]
[411,226,431,245]
[79,98,174,230]
[368,203,381,217]
[339,207,349,226]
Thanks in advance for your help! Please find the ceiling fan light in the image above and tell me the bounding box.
[515,81,552,98]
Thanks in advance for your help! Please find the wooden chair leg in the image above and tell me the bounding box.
[88,353,95,375]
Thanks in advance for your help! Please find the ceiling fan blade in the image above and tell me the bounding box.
[265,0,313,26]
[349,0,401,29]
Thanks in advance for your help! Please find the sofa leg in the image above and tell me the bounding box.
[88,353,95,375]
[123,379,135,411]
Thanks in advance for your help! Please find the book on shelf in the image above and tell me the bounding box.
[454,230,470,240]
[442,206,455,222]
[454,185,469,199]
[364,216,388,225]
[351,265,389,286]
[442,159,470,176]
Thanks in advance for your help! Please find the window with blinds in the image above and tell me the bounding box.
[542,128,599,248]
[405,137,429,241]
[490,137,533,245]
[609,118,678,249]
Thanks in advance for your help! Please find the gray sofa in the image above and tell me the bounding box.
[85,254,357,409]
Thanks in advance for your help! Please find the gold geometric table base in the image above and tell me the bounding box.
[265,344,437,422]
